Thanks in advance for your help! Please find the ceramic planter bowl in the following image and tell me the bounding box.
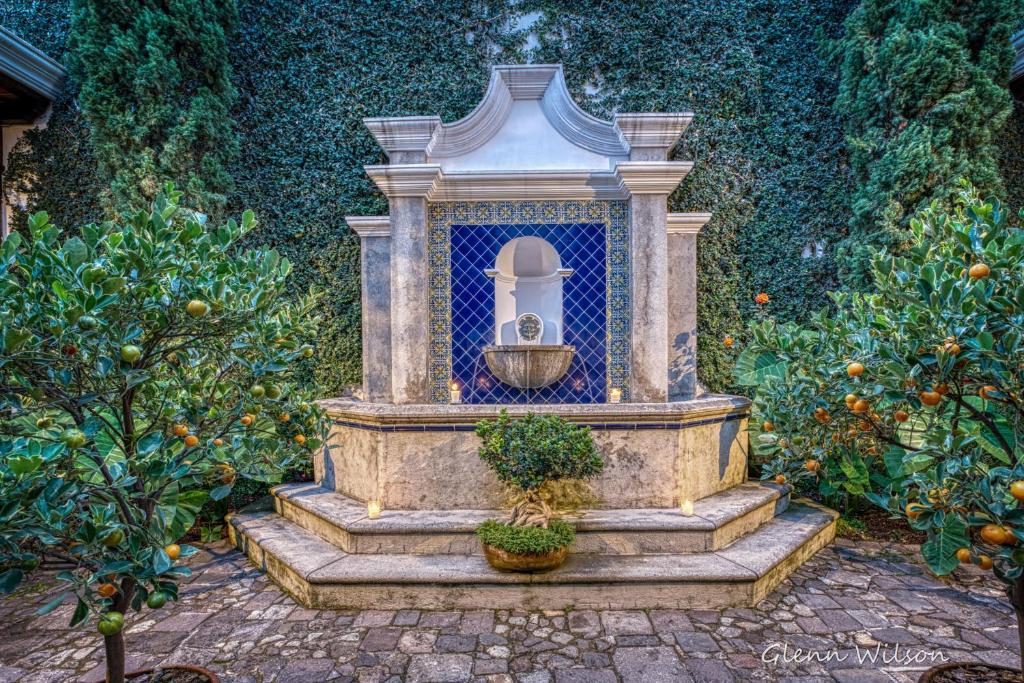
[482,542,569,572]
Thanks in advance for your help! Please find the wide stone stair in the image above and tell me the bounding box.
[227,481,837,610]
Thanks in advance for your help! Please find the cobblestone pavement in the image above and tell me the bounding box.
[0,539,1019,682]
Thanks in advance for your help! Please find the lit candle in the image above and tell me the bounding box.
[450,381,461,404]
[367,500,381,519]
[680,499,694,516]
[608,388,622,404]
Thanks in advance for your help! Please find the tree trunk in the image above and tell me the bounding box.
[1007,573,1024,675]
[508,490,551,528]
[105,577,136,683]
[103,630,126,683]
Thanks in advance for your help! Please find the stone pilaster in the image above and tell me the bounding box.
[616,162,693,403]
[364,165,442,404]
[346,217,392,402]
[667,213,711,400]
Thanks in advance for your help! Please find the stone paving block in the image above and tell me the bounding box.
[420,611,462,628]
[361,627,403,651]
[684,658,736,682]
[405,655,473,679]
[400,630,438,654]
[460,610,495,635]
[554,668,617,683]
[599,610,653,635]
[613,646,693,683]
[354,609,396,627]
[436,634,477,652]
[649,609,693,632]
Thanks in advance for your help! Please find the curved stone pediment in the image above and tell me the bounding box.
[364,64,692,174]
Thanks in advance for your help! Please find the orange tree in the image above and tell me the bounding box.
[0,187,327,683]
[734,187,1024,667]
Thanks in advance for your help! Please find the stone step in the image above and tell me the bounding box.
[270,481,790,555]
[226,501,836,610]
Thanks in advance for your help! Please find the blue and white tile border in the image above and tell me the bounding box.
[427,200,631,404]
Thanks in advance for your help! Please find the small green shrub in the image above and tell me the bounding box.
[476,519,575,554]
[476,411,603,492]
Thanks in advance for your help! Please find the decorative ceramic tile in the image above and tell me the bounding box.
[428,201,630,404]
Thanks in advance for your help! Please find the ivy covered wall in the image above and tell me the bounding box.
[3,0,1022,395]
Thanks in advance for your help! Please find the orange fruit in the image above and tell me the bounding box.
[968,263,990,280]
[804,459,820,472]
[172,424,189,437]
[844,393,857,408]
[762,421,774,432]
[919,391,941,406]
[213,438,224,447]
[293,434,306,445]
[894,410,909,422]
[240,415,253,426]
[1010,481,1024,503]
[813,407,830,423]
[859,420,873,432]
[279,413,291,422]
[955,548,971,564]
[164,544,181,561]
[97,583,117,598]
[978,555,994,570]
[905,503,925,519]
[981,524,1008,545]
[774,474,787,485]
[723,336,735,348]
[852,399,869,413]
[183,435,199,447]
[847,362,865,378]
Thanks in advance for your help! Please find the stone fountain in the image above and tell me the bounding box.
[228,64,837,609]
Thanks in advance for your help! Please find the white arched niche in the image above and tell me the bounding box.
[484,236,573,346]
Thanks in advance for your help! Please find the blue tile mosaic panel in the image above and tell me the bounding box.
[428,201,630,404]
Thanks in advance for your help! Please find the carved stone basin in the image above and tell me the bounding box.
[483,345,576,389]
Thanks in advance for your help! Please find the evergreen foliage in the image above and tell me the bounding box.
[1,2,103,233]
[4,0,1024,394]
[476,519,575,554]
[66,0,239,219]
[832,0,1021,286]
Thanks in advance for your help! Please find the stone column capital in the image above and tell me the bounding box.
[365,164,442,198]
[613,113,693,161]
[615,161,694,195]
[346,215,391,238]
[666,213,712,235]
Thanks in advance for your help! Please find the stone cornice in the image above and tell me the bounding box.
[319,393,750,425]
[363,116,441,157]
[0,26,66,101]
[365,164,631,200]
[365,162,699,201]
[667,213,712,235]
[540,68,628,157]
[345,216,391,238]
[364,65,657,161]
[429,170,627,201]
[613,113,693,157]
[614,161,694,195]
[364,164,442,197]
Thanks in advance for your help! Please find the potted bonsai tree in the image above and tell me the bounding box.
[475,410,604,571]
[732,185,1024,682]
[0,186,327,683]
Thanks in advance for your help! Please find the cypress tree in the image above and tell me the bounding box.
[833,0,1020,286]
[66,0,238,218]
